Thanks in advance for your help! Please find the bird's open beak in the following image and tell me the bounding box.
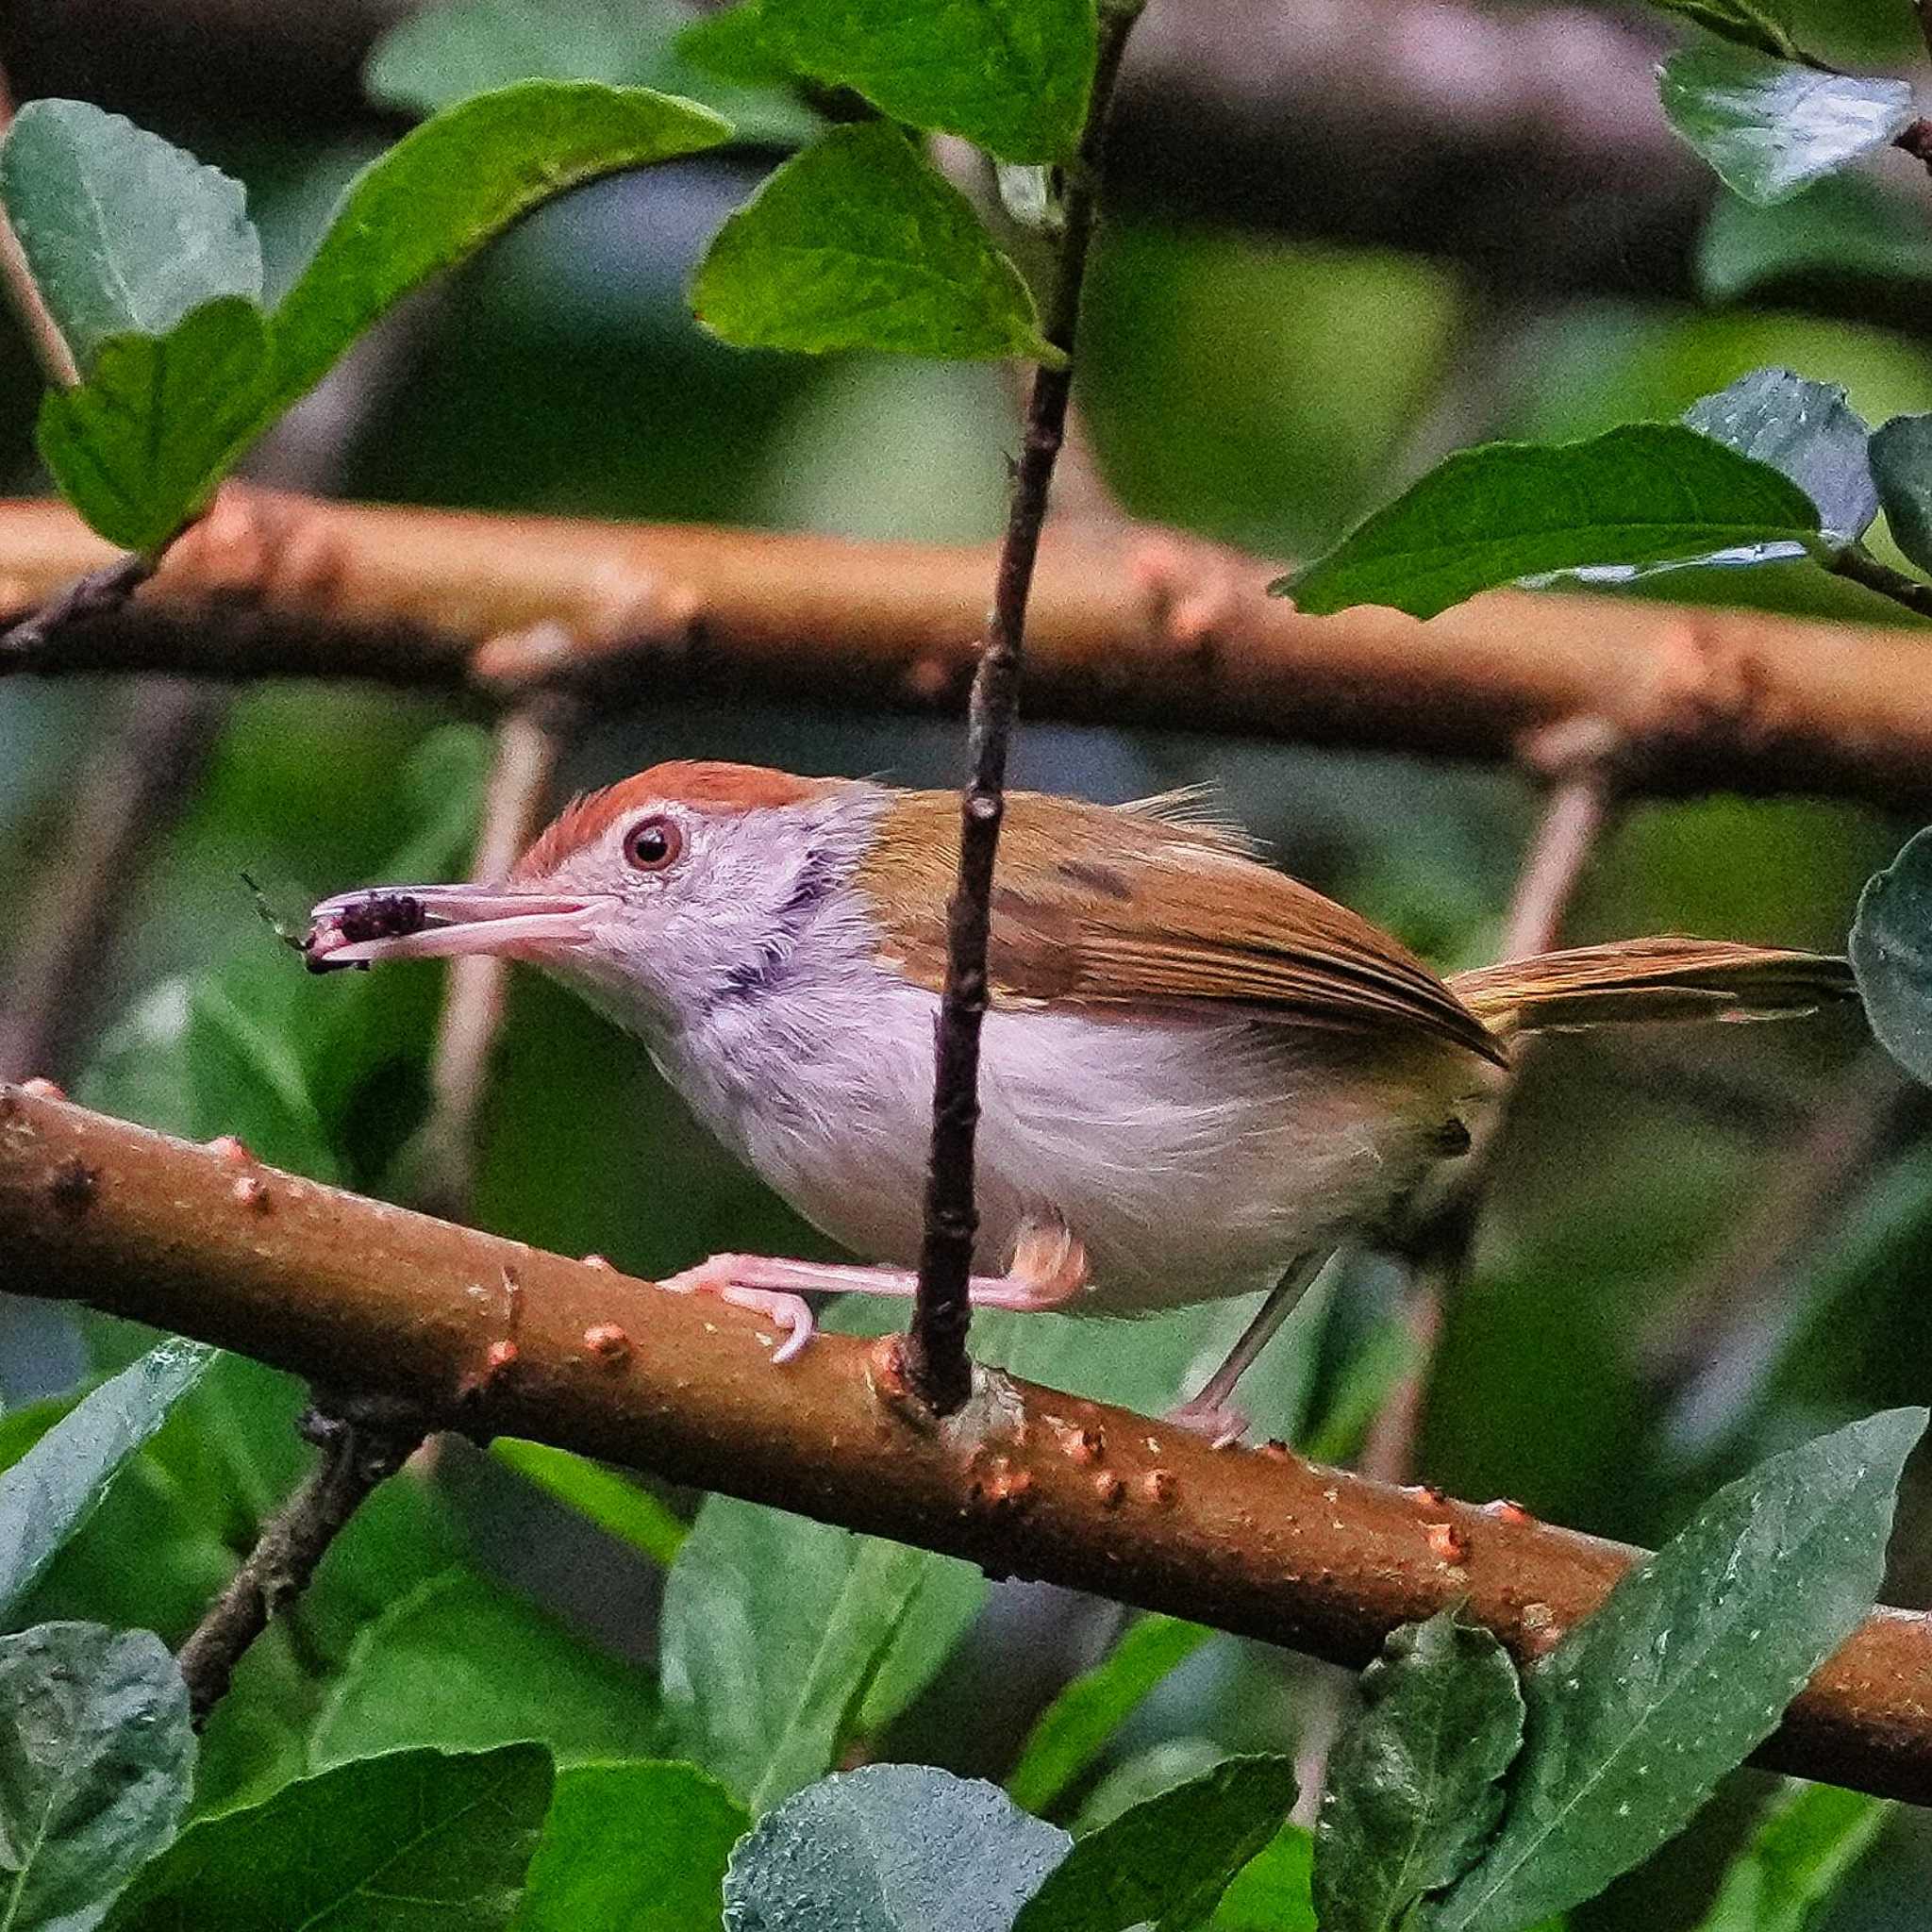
[303,882,601,973]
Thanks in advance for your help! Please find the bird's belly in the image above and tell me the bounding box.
[660,991,1492,1314]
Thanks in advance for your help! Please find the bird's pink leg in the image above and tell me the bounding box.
[658,1220,1090,1365]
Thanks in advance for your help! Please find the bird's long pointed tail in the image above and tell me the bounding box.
[1447,939,1857,1040]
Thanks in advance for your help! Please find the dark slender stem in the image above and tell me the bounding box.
[0,555,157,667]
[908,5,1145,1413]
[175,1398,423,1724]
[1830,544,1932,620]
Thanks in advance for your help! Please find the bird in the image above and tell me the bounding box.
[305,758,1857,1440]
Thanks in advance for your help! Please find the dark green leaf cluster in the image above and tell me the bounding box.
[0,86,731,552]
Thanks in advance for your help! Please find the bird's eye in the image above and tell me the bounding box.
[624,815,682,873]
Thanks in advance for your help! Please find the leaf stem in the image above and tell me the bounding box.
[1829,544,1932,621]
[908,1,1146,1413]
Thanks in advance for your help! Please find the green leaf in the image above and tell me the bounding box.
[1433,1407,1925,1932]
[722,1764,1071,1932]
[367,0,820,149]
[1013,1756,1299,1932]
[678,3,800,87]
[311,1570,661,1767]
[1869,412,1932,575]
[1659,42,1915,205]
[1851,827,1932,1086]
[1007,1614,1211,1816]
[1683,367,1875,543]
[36,297,272,555]
[691,124,1057,361]
[0,1341,215,1624]
[1699,174,1932,304]
[758,0,1098,162]
[1208,1825,1317,1932]
[79,970,341,1183]
[661,1495,985,1807]
[0,1623,193,1932]
[1691,1780,1890,1932]
[269,80,732,415]
[1076,1740,1231,1832]
[1278,424,1821,619]
[103,1743,553,1931]
[512,1758,748,1932]
[1314,1612,1524,1932]
[1647,0,1805,59]
[0,98,260,371]
[491,1439,688,1566]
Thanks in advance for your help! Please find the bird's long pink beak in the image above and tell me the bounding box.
[304,882,601,972]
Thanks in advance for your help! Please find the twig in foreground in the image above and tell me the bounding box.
[175,1396,424,1724]
[911,1,1147,1412]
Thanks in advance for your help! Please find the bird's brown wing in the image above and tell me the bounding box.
[858,790,1506,1066]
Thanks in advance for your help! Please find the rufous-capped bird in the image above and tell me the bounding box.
[305,760,1855,1437]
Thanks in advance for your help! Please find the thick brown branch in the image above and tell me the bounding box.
[912,3,1142,1413]
[5,492,1932,810]
[4,1082,1932,1803]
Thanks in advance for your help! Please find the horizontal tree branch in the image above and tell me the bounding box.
[4,1081,1932,1803]
[4,491,1932,810]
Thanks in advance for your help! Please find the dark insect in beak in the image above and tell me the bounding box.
[302,891,427,974]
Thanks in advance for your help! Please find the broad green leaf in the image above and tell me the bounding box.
[37,297,272,555]
[1659,42,1915,205]
[269,80,732,416]
[1209,1825,1317,1932]
[0,1624,193,1932]
[691,124,1057,361]
[758,0,1097,161]
[1869,412,1932,575]
[514,1758,748,1932]
[367,0,820,149]
[80,972,340,1183]
[491,1438,688,1565]
[1692,1780,1890,1932]
[311,1569,661,1767]
[104,1743,552,1931]
[1647,0,1804,59]
[1314,1613,1524,1932]
[678,2,800,86]
[0,99,260,370]
[1684,368,1875,543]
[1851,827,1932,1086]
[1278,424,1821,619]
[1700,175,1932,303]
[0,1341,215,1624]
[1433,1407,1925,1932]
[723,1764,1070,1932]
[1076,1740,1230,1833]
[1014,1756,1298,1932]
[661,1495,985,1807]
[1007,1614,1211,1816]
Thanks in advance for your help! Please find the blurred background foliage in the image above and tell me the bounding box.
[4,0,1932,1924]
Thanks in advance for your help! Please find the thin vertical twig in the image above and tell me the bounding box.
[1373,760,1620,1485]
[0,680,228,1083]
[908,3,1147,1412]
[404,686,577,1223]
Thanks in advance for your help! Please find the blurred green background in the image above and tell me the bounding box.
[4,0,1932,1924]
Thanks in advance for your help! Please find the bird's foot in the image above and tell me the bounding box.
[1164,1396,1250,1450]
[658,1220,1091,1364]
[657,1255,817,1364]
